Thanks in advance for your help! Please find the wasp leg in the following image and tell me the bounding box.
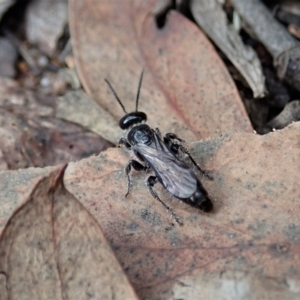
[134,150,145,162]
[119,138,131,149]
[164,133,213,180]
[164,132,185,143]
[146,176,183,226]
[172,144,213,180]
[154,127,162,138]
[125,160,148,197]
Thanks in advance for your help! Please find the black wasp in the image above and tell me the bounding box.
[105,71,213,225]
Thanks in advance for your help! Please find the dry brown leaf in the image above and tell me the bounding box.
[0,166,138,300]
[1,123,300,298]
[64,121,300,299]
[69,0,252,141]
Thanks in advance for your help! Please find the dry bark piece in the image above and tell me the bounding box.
[25,0,68,56]
[69,0,252,141]
[190,0,266,98]
[230,0,300,93]
[56,90,120,144]
[0,166,138,300]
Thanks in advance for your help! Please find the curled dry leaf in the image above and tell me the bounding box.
[62,122,300,299]
[230,0,300,93]
[190,0,266,98]
[0,166,138,300]
[69,0,252,141]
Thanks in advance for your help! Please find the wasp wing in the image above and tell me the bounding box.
[134,141,198,199]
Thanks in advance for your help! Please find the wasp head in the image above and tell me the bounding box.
[119,111,147,129]
[105,70,146,131]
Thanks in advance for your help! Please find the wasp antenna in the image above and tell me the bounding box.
[135,70,144,112]
[105,79,127,114]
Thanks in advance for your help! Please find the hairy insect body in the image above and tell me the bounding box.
[128,124,153,145]
[105,71,213,225]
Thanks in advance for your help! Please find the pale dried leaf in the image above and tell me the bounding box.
[56,90,120,144]
[0,166,138,299]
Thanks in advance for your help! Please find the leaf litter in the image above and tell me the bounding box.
[69,0,252,141]
[0,0,300,299]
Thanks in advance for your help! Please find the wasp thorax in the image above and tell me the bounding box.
[128,124,153,145]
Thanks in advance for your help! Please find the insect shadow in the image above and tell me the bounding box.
[105,71,213,225]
